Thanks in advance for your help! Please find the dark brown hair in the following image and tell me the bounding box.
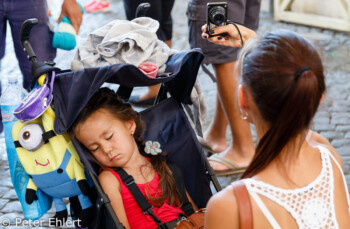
[71,88,182,207]
[240,30,326,178]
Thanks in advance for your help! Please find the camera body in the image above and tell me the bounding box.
[206,2,228,37]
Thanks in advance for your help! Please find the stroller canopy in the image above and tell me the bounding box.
[53,48,203,134]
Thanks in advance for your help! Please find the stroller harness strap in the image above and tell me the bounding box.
[114,164,195,229]
[114,168,164,226]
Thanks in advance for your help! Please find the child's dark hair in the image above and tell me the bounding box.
[240,30,326,178]
[71,87,182,207]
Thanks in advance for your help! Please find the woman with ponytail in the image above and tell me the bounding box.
[202,26,350,228]
[71,88,194,229]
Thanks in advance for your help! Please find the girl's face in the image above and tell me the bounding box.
[75,108,138,168]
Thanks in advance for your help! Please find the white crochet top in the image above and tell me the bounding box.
[243,145,350,229]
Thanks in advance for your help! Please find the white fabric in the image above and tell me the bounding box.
[71,17,178,72]
[249,190,281,229]
[71,17,207,131]
[244,145,350,229]
[58,22,77,35]
[327,148,350,213]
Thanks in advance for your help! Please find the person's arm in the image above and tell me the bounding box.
[205,185,240,229]
[58,0,83,34]
[201,24,256,48]
[99,171,131,229]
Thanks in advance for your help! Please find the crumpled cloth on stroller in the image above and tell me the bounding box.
[71,17,178,73]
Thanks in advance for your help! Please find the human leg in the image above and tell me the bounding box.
[203,95,229,152]
[204,0,261,173]
[164,40,172,47]
[208,62,255,172]
[8,0,56,91]
[187,0,248,155]
[160,0,174,42]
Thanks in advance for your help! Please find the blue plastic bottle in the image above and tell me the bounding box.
[0,76,38,218]
[0,75,28,141]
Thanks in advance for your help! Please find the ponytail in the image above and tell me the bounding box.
[240,30,326,178]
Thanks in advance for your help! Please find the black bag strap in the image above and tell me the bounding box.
[114,168,166,228]
[167,163,195,216]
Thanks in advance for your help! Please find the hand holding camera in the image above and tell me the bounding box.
[201,23,255,48]
[203,2,256,48]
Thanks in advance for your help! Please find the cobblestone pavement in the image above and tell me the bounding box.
[0,0,349,227]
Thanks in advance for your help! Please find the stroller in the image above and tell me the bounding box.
[17,12,222,228]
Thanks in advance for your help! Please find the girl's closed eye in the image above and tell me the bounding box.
[90,146,99,153]
[106,133,113,140]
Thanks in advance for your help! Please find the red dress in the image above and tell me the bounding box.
[109,169,183,229]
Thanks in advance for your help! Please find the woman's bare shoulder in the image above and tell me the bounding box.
[307,130,343,167]
[205,183,240,229]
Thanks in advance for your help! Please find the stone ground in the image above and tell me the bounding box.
[0,0,349,227]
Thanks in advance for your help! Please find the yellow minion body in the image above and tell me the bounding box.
[12,106,85,183]
[12,106,92,218]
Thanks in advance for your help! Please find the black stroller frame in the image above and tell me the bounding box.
[20,13,222,229]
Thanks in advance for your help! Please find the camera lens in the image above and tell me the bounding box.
[209,6,226,25]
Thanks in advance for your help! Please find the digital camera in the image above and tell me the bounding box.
[206,2,228,37]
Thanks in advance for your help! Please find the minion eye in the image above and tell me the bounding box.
[19,124,44,151]
[23,131,30,140]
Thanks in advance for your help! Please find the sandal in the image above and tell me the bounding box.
[208,154,247,176]
[84,0,110,13]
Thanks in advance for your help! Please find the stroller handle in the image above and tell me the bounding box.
[20,18,38,62]
[19,18,60,87]
[135,3,151,17]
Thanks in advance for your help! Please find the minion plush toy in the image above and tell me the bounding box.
[12,106,93,226]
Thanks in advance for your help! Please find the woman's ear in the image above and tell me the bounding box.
[238,85,249,111]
